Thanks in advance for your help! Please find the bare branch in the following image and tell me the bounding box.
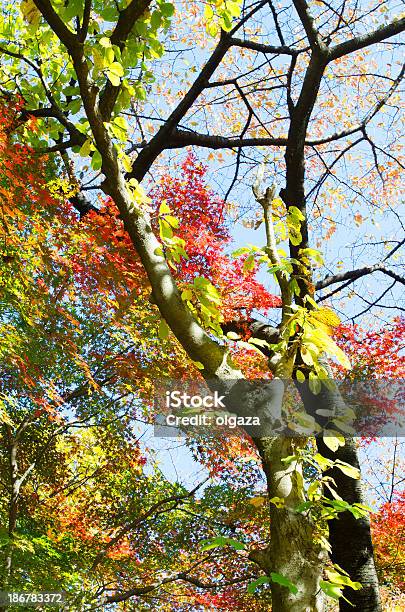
[230,37,298,56]
[129,33,233,180]
[307,63,405,145]
[78,0,92,42]
[267,0,286,46]
[316,244,405,297]
[167,129,288,150]
[329,15,405,60]
[292,0,328,53]
[106,564,254,603]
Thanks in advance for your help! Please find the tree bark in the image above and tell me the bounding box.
[256,436,326,612]
[225,378,327,611]
[298,383,382,611]
[317,438,382,612]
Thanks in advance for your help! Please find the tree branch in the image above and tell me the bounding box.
[78,0,92,42]
[306,62,405,145]
[167,128,288,150]
[329,15,405,60]
[292,0,328,53]
[99,0,152,120]
[230,37,298,56]
[316,257,405,295]
[316,263,386,291]
[33,0,79,51]
[128,33,233,180]
[106,561,254,604]
[91,478,209,572]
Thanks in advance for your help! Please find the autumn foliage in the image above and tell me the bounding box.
[1,99,404,609]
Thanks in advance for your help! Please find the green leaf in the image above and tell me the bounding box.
[320,580,344,601]
[270,572,298,595]
[158,201,170,215]
[100,6,118,21]
[281,454,298,465]
[158,318,169,340]
[289,229,302,246]
[79,139,92,157]
[226,331,240,340]
[296,369,306,382]
[151,10,162,29]
[181,289,193,301]
[314,453,334,470]
[91,150,102,171]
[248,337,269,348]
[21,0,41,26]
[295,500,313,513]
[300,346,314,366]
[192,361,204,370]
[68,98,82,114]
[160,2,175,17]
[322,435,340,453]
[113,117,128,132]
[309,371,321,395]
[105,46,115,65]
[268,496,285,508]
[307,480,321,499]
[288,206,305,221]
[243,254,255,272]
[99,36,111,47]
[247,576,270,594]
[163,215,179,228]
[232,246,251,257]
[201,536,246,551]
[106,62,124,86]
[159,219,173,240]
[325,569,362,590]
[220,11,233,31]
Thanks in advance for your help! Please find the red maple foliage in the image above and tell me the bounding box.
[372,490,405,589]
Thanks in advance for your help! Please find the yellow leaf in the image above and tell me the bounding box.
[21,0,41,26]
[323,431,345,452]
[269,496,285,508]
[249,496,267,507]
[310,307,341,332]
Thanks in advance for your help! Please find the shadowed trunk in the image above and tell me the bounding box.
[298,382,382,611]
[317,438,382,612]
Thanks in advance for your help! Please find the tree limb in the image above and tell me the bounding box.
[99,0,152,120]
[78,0,92,42]
[316,243,405,293]
[106,569,254,603]
[33,0,79,51]
[167,128,288,150]
[91,478,209,572]
[129,33,233,180]
[329,16,405,60]
[292,0,328,53]
[230,37,298,56]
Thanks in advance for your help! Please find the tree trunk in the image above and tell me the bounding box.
[255,436,326,612]
[298,382,382,611]
[0,431,19,612]
[226,376,327,610]
[317,438,382,612]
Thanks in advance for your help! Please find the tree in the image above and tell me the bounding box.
[0,101,274,610]
[0,1,404,610]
